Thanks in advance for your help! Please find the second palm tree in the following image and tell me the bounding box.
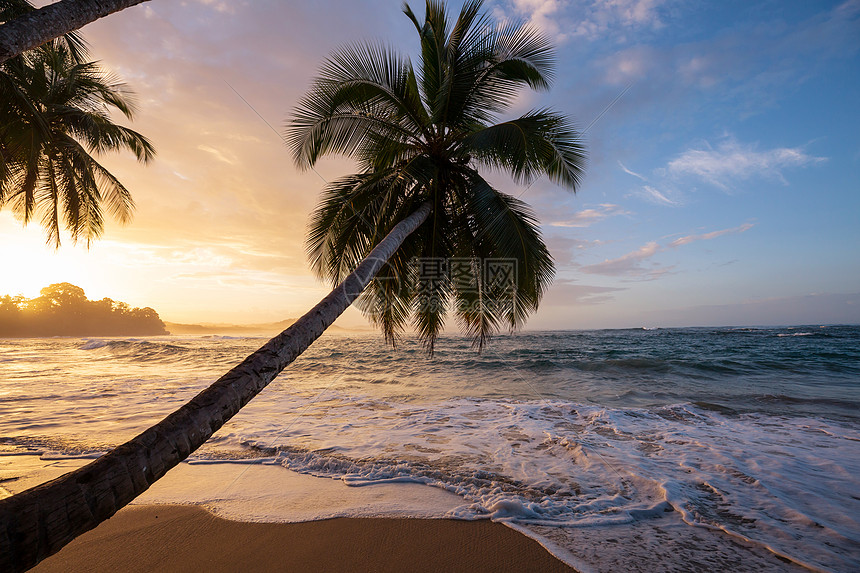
[288,0,585,352]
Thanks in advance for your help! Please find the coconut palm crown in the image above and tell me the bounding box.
[1,0,154,247]
[287,0,586,352]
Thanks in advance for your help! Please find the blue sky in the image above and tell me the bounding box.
[516,0,860,327]
[1,0,858,329]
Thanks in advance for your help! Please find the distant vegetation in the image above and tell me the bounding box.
[0,283,167,337]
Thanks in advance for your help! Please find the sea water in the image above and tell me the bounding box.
[1,326,858,571]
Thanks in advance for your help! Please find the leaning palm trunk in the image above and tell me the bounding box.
[0,202,431,573]
[0,0,149,63]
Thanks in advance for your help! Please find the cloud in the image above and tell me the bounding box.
[579,241,670,279]
[580,0,860,138]
[194,0,236,14]
[570,0,669,40]
[618,160,647,181]
[502,0,669,42]
[619,162,679,206]
[666,139,826,189]
[550,204,629,227]
[542,279,626,306]
[600,45,658,84]
[638,185,677,206]
[197,145,239,166]
[508,0,566,39]
[545,235,607,266]
[624,137,823,207]
[579,222,754,279]
[668,223,754,248]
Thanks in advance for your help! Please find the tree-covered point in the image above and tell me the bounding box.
[0,282,167,336]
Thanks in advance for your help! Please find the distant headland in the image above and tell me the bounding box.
[0,283,168,337]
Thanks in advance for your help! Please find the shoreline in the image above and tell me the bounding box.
[2,453,816,572]
[3,454,580,571]
[30,505,575,573]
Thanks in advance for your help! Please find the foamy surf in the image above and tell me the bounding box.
[218,397,857,571]
[2,327,859,571]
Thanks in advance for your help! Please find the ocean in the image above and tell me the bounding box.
[1,326,858,571]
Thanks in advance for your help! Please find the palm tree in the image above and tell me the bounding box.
[1,0,87,186]
[1,18,155,246]
[0,1,584,570]
[0,0,149,63]
[289,0,585,351]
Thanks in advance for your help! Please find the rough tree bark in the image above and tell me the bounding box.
[0,202,432,572]
[0,0,150,63]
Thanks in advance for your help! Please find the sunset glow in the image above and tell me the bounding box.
[2,0,858,329]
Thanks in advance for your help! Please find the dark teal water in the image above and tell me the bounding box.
[280,324,860,421]
[440,325,860,418]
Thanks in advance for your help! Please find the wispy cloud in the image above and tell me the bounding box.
[502,0,669,42]
[666,139,826,189]
[579,241,668,279]
[622,137,824,206]
[545,235,608,266]
[601,45,656,84]
[668,223,754,247]
[550,204,629,228]
[197,145,239,166]
[586,0,860,130]
[579,222,754,279]
[618,160,647,181]
[570,0,669,39]
[543,279,626,306]
[195,0,235,14]
[639,185,677,206]
[619,161,679,206]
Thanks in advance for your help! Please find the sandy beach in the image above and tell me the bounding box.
[2,453,817,573]
[30,505,574,572]
[4,454,575,572]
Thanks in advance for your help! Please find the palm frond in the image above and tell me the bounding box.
[463,109,586,189]
[462,171,555,328]
[445,19,555,126]
[60,109,155,162]
[1,39,149,246]
[288,42,428,169]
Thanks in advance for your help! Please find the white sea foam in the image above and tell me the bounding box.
[40,451,105,460]
[79,339,110,350]
[2,332,859,571]
[197,393,858,570]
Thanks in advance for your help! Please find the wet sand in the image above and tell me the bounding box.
[30,505,575,572]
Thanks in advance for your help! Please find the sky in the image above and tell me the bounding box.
[1,0,859,330]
